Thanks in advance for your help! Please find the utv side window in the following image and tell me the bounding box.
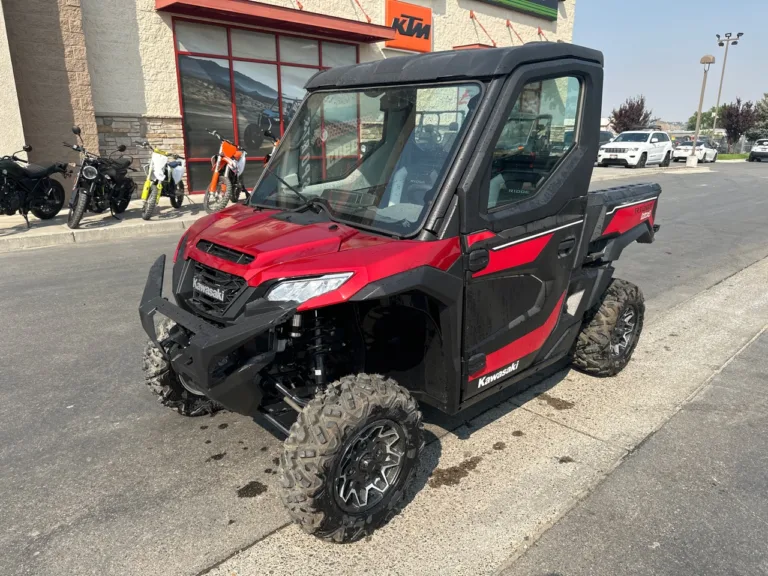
[486,76,582,211]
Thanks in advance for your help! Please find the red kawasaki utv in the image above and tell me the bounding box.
[140,43,660,543]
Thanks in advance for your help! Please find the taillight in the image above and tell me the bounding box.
[173,232,188,263]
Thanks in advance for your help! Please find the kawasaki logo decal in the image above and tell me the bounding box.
[478,361,519,388]
[193,276,225,302]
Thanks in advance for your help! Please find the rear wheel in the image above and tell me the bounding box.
[141,184,159,220]
[67,188,88,229]
[142,318,221,416]
[660,151,671,167]
[711,153,717,163]
[280,374,423,543]
[572,278,644,377]
[170,181,184,208]
[203,176,231,213]
[30,179,65,220]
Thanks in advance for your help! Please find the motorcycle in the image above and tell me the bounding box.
[65,126,137,230]
[136,141,187,220]
[203,129,248,213]
[0,144,69,227]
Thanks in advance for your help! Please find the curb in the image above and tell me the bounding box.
[0,218,197,254]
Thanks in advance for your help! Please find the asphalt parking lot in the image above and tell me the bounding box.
[2,162,768,576]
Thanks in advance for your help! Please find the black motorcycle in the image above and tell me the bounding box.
[0,144,68,227]
[66,126,137,230]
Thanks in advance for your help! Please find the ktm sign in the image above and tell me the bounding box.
[385,0,432,53]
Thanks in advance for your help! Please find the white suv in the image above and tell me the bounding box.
[597,129,674,168]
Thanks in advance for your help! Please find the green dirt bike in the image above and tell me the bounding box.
[137,141,187,220]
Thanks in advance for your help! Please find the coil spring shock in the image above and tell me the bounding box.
[291,311,336,386]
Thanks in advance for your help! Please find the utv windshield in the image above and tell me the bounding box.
[249,83,481,236]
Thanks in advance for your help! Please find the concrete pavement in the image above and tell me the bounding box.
[504,329,768,576]
[1,162,768,575]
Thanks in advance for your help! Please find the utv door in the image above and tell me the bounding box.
[457,60,603,405]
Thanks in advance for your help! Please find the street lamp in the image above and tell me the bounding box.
[687,54,716,168]
[711,32,743,135]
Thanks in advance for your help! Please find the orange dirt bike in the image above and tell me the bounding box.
[203,129,249,213]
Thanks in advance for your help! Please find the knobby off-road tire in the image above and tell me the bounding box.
[572,278,645,377]
[280,374,423,543]
[203,177,231,213]
[67,189,88,229]
[141,185,159,220]
[142,318,221,416]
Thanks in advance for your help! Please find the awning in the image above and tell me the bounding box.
[156,0,396,43]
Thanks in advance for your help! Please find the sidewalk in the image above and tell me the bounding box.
[504,328,768,576]
[0,196,206,253]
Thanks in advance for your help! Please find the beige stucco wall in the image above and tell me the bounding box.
[0,2,25,152]
[82,0,575,121]
[81,0,179,118]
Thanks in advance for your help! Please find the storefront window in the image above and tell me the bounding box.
[174,19,359,191]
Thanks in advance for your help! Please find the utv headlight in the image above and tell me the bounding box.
[82,165,98,180]
[266,273,353,304]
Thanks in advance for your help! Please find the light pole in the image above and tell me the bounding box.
[711,32,743,139]
[687,55,716,168]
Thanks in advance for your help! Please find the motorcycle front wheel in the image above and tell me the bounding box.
[67,188,89,229]
[203,176,231,214]
[142,184,159,220]
[30,180,65,220]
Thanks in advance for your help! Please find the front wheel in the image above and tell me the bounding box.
[572,278,645,377]
[142,184,159,220]
[142,318,221,416]
[30,179,65,220]
[280,374,423,543]
[67,188,88,229]
[203,175,231,214]
[631,153,647,169]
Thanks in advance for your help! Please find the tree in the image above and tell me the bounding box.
[609,95,653,134]
[686,106,724,131]
[720,98,757,151]
[746,93,768,141]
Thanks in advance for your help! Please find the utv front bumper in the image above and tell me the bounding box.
[138,255,297,416]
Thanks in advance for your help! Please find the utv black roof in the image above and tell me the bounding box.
[306,43,603,90]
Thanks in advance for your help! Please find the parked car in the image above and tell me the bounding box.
[672,140,718,163]
[748,139,768,162]
[597,129,673,168]
[139,43,662,543]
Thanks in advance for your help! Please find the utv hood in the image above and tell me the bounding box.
[182,204,461,310]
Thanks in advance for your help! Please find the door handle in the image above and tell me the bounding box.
[557,237,576,257]
[467,248,489,273]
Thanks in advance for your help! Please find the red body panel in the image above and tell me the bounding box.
[602,199,656,236]
[472,233,553,278]
[181,204,462,310]
[469,292,565,381]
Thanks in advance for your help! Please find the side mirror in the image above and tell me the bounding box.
[72,126,81,135]
[117,144,127,152]
[23,144,32,152]
[651,137,659,143]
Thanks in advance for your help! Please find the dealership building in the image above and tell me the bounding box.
[0,0,575,194]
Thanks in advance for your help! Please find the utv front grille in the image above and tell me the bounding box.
[602,148,627,154]
[188,260,246,316]
[196,240,254,265]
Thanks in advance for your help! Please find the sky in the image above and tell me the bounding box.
[572,0,768,122]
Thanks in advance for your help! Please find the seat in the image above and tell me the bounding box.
[167,161,182,169]
[21,163,60,179]
[111,157,132,169]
